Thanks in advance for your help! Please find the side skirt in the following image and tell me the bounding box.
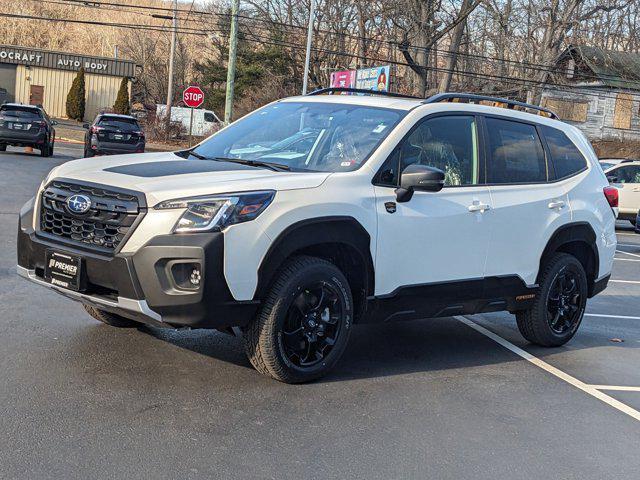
[364,276,538,324]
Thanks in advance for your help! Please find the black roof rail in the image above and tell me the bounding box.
[423,92,559,120]
[307,87,421,99]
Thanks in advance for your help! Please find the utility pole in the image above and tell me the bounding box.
[301,0,316,94]
[224,0,240,124]
[165,0,178,128]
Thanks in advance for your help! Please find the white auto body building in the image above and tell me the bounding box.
[0,45,137,120]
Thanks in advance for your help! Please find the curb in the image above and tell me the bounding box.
[55,137,84,144]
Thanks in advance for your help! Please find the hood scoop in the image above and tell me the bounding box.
[104,160,257,178]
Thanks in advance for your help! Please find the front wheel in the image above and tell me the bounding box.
[516,253,587,347]
[244,256,353,383]
[0,144,6,152]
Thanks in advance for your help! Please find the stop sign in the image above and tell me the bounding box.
[183,85,204,108]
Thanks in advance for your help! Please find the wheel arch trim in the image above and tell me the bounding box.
[254,216,375,302]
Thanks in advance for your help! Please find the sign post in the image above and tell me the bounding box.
[183,85,204,146]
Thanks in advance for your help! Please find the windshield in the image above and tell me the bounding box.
[191,101,405,172]
[0,107,42,121]
[97,117,140,131]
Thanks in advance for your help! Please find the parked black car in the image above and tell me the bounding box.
[83,114,145,157]
[0,103,56,157]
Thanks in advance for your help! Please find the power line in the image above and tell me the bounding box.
[2,11,636,103]
[29,0,640,87]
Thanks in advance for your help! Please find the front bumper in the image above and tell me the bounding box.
[17,199,259,329]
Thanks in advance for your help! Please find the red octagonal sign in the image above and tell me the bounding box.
[183,85,204,108]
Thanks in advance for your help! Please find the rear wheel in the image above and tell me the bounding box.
[516,253,587,347]
[39,143,50,157]
[48,139,54,157]
[84,146,94,158]
[0,144,6,152]
[83,304,139,328]
[244,256,353,383]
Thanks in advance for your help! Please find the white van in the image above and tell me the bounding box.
[156,104,221,137]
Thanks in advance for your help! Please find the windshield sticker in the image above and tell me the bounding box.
[372,124,387,133]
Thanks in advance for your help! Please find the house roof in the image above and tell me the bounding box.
[564,45,640,90]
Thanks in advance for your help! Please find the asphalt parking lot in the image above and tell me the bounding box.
[1,144,639,479]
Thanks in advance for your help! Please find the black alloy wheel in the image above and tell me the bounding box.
[516,253,587,347]
[546,268,584,335]
[244,256,353,383]
[281,281,344,368]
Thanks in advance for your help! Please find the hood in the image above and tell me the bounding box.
[47,151,331,206]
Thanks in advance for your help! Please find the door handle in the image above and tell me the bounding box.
[468,201,491,213]
[548,200,566,209]
[633,187,640,192]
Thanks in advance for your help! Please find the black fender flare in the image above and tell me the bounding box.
[254,216,375,306]
[538,221,599,292]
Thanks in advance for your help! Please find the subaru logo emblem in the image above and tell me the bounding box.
[66,194,92,214]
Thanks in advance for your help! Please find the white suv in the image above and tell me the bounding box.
[603,160,640,225]
[17,90,618,383]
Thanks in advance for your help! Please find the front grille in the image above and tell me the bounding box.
[39,181,142,253]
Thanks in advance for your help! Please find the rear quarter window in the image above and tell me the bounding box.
[541,126,588,179]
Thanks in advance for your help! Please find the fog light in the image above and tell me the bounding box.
[190,267,201,286]
[170,262,202,290]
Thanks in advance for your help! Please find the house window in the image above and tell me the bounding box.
[542,97,588,123]
[613,93,634,130]
[567,59,575,79]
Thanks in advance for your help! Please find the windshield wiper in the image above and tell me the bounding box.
[187,149,210,160]
[213,156,291,172]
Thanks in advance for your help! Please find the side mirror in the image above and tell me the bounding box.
[51,120,58,126]
[82,123,90,129]
[606,174,619,183]
[395,164,445,202]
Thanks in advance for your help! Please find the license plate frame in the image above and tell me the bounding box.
[44,250,85,291]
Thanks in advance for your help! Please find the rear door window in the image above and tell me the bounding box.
[485,117,547,184]
[542,126,587,179]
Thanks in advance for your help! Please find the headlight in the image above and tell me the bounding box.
[155,190,275,233]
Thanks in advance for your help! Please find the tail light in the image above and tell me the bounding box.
[134,130,145,138]
[603,186,618,208]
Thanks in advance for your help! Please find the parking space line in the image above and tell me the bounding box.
[589,385,640,392]
[616,243,640,248]
[610,279,640,284]
[455,316,640,422]
[617,250,640,259]
[615,258,640,262]
[585,313,640,320]
[616,232,638,237]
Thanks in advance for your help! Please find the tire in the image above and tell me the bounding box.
[0,144,6,151]
[244,255,353,383]
[83,304,140,328]
[39,143,49,157]
[630,219,637,226]
[516,253,588,347]
[84,147,94,158]
[48,139,54,157]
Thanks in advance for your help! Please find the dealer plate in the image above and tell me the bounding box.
[44,250,84,291]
